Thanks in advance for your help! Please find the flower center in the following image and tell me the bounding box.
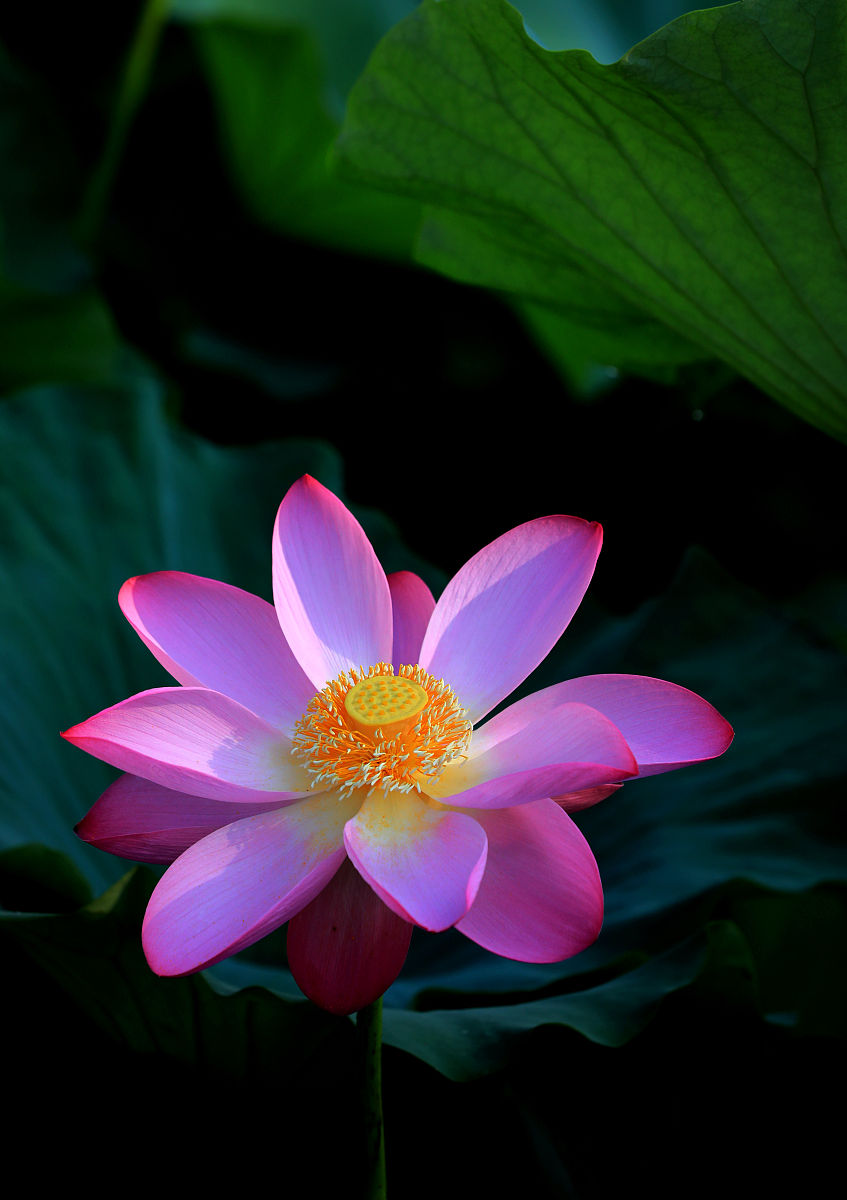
[344,674,428,733]
[292,663,471,798]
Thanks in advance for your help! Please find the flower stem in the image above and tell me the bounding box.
[357,996,387,1198]
[76,0,171,248]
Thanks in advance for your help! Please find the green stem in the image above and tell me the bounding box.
[357,996,387,1198]
[76,0,171,247]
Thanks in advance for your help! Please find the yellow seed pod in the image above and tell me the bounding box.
[344,673,428,732]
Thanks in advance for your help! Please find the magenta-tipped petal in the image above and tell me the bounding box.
[75,773,285,864]
[119,572,315,731]
[456,799,603,961]
[388,571,435,670]
[482,674,734,776]
[287,858,413,1015]
[142,791,359,976]
[553,783,623,812]
[272,476,393,690]
[439,762,628,810]
[344,790,488,931]
[419,514,602,722]
[62,686,312,803]
[428,702,637,809]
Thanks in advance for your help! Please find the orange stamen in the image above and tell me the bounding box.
[292,663,471,798]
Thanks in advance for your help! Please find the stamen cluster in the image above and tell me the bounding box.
[292,663,471,798]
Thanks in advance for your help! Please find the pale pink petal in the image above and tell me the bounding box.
[553,783,622,812]
[426,702,637,809]
[75,773,285,864]
[119,572,315,731]
[142,790,359,975]
[475,674,734,776]
[419,515,602,723]
[287,857,413,1015]
[272,476,393,689]
[388,571,435,669]
[436,763,626,810]
[456,799,603,961]
[62,687,313,803]
[344,790,487,931]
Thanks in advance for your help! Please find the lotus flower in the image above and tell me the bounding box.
[64,476,732,1014]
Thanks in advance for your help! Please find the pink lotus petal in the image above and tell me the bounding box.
[419,515,602,723]
[427,702,637,809]
[456,799,603,961]
[142,790,359,975]
[388,571,435,670]
[553,783,622,812]
[272,476,393,690]
[344,791,487,931]
[75,773,285,864]
[287,857,413,1015]
[119,572,315,731]
[62,687,313,803]
[476,674,734,776]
